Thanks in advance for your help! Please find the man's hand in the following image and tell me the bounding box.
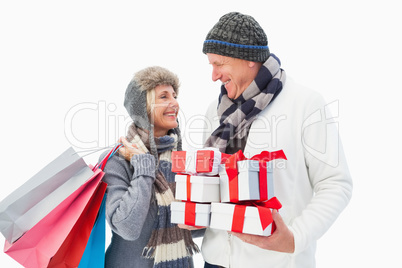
[230,209,295,253]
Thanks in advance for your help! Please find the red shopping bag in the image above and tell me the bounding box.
[77,194,107,268]
[46,181,107,267]
[4,169,104,268]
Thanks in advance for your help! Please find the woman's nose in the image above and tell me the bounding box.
[169,97,179,110]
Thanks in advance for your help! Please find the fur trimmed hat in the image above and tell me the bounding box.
[203,12,270,62]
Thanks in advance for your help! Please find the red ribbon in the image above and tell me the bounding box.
[221,153,231,164]
[184,202,196,226]
[231,197,282,233]
[196,150,214,173]
[171,151,187,173]
[232,205,247,233]
[186,175,192,201]
[225,150,287,202]
[196,150,231,173]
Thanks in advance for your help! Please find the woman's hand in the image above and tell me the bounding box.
[118,137,146,161]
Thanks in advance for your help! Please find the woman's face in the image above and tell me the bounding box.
[151,84,179,137]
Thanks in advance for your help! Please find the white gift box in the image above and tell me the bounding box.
[219,160,274,202]
[209,202,274,236]
[238,160,260,200]
[170,201,211,227]
[175,174,220,202]
[219,164,230,202]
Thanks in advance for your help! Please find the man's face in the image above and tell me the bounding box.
[207,53,254,99]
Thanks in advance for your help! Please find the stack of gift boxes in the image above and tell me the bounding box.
[170,148,227,227]
[170,148,286,236]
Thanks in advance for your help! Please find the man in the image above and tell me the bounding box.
[201,12,353,268]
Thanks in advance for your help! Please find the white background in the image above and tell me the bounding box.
[1,0,401,267]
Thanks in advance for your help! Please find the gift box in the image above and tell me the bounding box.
[219,150,285,202]
[175,174,220,203]
[220,160,274,202]
[170,201,211,227]
[238,160,261,200]
[219,165,230,202]
[209,198,281,236]
[171,148,230,175]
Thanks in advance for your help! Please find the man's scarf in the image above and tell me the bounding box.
[204,54,286,152]
[127,123,199,268]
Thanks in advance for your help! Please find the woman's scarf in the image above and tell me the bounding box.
[126,123,199,268]
[204,54,286,152]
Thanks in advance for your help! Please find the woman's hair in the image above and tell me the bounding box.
[132,66,180,116]
[146,88,155,116]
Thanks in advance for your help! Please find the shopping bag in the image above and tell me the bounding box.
[46,181,107,267]
[0,147,94,243]
[3,169,104,268]
[76,144,122,268]
[78,194,107,268]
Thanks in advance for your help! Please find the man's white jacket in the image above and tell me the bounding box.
[200,77,353,268]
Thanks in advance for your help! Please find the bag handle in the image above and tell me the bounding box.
[93,143,123,171]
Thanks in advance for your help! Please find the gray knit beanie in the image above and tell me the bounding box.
[203,12,270,62]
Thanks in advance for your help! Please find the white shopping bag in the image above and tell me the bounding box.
[0,147,94,243]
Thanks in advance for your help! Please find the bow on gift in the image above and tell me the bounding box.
[232,197,282,234]
[225,150,287,203]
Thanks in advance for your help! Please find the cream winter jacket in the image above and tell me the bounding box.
[200,77,353,268]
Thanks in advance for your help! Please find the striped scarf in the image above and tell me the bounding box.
[127,124,199,268]
[204,54,286,152]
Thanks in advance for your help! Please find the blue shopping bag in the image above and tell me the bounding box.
[78,194,106,268]
[79,143,122,268]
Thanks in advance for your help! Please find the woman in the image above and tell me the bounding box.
[101,66,200,268]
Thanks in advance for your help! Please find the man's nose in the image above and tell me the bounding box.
[212,67,221,82]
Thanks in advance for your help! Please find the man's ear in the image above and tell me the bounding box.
[248,61,262,68]
[248,61,263,71]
